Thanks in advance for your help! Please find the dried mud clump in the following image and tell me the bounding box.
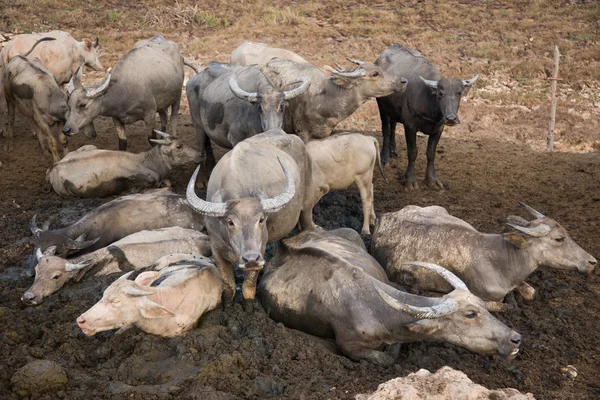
[10,359,68,397]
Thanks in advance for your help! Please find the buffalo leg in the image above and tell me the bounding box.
[144,114,157,146]
[213,250,236,306]
[113,118,128,151]
[355,174,374,235]
[241,269,260,311]
[425,128,444,189]
[158,110,168,133]
[337,340,396,367]
[389,120,398,158]
[377,102,391,165]
[170,94,181,136]
[5,99,15,152]
[404,126,419,190]
[514,282,535,300]
[57,122,69,157]
[37,122,61,163]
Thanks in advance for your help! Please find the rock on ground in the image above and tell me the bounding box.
[356,366,535,400]
[11,359,68,397]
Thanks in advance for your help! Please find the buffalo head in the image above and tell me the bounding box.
[330,59,408,99]
[63,67,111,135]
[81,37,104,72]
[419,75,478,126]
[150,130,201,166]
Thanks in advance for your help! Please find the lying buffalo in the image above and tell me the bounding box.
[371,203,597,304]
[77,257,222,337]
[186,62,309,168]
[259,228,521,366]
[230,41,309,65]
[47,131,199,198]
[375,44,478,189]
[307,133,387,234]
[186,129,314,306]
[260,58,407,141]
[23,227,211,306]
[62,35,184,150]
[31,189,205,257]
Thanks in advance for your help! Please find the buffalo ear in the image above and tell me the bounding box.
[83,38,93,51]
[135,271,161,286]
[329,76,356,88]
[503,233,530,249]
[139,299,175,319]
[406,319,441,336]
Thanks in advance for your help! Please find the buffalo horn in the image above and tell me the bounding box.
[506,215,529,226]
[30,214,44,236]
[419,76,439,89]
[86,73,111,98]
[518,202,546,219]
[401,261,469,291]
[333,67,366,78]
[229,75,258,103]
[462,74,479,87]
[261,157,296,213]
[373,281,459,319]
[149,139,172,146]
[36,248,43,261]
[283,77,311,100]
[186,166,227,217]
[507,222,551,237]
[65,261,90,272]
[125,286,155,297]
[65,236,100,250]
[153,129,170,138]
[67,66,84,95]
[118,271,135,281]
[346,57,365,65]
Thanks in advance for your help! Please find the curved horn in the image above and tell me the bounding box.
[30,214,44,236]
[65,236,100,251]
[333,68,366,79]
[85,73,111,98]
[333,61,346,72]
[67,66,84,95]
[149,139,172,146]
[462,74,479,87]
[65,261,90,272]
[229,75,258,103]
[118,271,135,281]
[261,157,296,213]
[36,248,43,261]
[43,245,57,256]
[186,165,227,217]
[518,202,545,219]
[373,281,459,319]
[507,223,551,237]
[124,286,155,297]
[506,215,529,226]
[419,76,439,89]
[401,261,469,291]
[346,57,365,66]
[153,129,170,138]
[283,77,311,100]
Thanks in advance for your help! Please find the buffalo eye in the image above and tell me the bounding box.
[52,274,61,280]
[226,218,235,228]
[176,144,183,149]
[554,237,565,243]
[372,71,380,77]
[79,103,86,109]
[458,91,463,96]
[259,217,265,224]
[465,312,477,319]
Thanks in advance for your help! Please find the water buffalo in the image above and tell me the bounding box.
[77,258,222,337]
[375,44,479,189]
[0,30,103,85]
[371,203,597,303]
[22,227,211,306]
[307,133,387,234]
[47,131,199,198]
[62,35,184,150]
[2,37,69,160]
[31,189,205,257]
[186,62,310,168]
[260,58,407,141]
[259,228,521,366]
[230,41,309,65]
[186,129,314,306]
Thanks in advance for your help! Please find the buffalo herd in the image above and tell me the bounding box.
[1,32,596,367]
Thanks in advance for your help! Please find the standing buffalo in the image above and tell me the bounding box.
[259,228,521,366]
[47,131,199,198]
[186,129,314,306]
[230,41,309,65]
[186,62,310,167]
[371,203,597,304]
[62,35,184,150]
[375,44,478,189]
[260,58,407,141]
[0,30,103,86]
[31,189,205,257]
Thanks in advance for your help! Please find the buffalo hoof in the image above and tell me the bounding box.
[404,181,419,191]
[390,149,398,158]
[426,177,445,190]
[243,299,255,314]
[4,143,14,152]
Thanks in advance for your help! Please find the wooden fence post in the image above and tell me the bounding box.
[547,45,560,151]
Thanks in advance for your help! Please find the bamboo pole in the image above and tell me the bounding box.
[547,45,560,151]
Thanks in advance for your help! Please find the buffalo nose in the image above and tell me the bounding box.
[588,258,597,269]
[445,115,460,125]
[62,125,71,134]
[242,253,262,266]
[22,292,36,303]
[510,332,522,347]
[76,316,86,326]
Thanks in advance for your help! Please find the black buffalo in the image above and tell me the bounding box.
[375,44,478,189]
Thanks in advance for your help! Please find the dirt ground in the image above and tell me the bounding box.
[1,1,599,399]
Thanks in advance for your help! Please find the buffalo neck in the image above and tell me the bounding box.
[140,146,170,179]
[324,79,363,120]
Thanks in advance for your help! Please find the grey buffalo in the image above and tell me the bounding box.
[186,62,310,168]
[260,58,407,141]
[186,129,314,306]
[62,35,184,150]
[47,131,199,198]
[375,44,478,189]
[259,228,522,366]
[31,189,205,257]
[23,227,211,306]
[371,203,597,304]
[230,41,309,65]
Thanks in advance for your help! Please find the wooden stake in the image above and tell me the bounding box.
[547,45,560,151]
